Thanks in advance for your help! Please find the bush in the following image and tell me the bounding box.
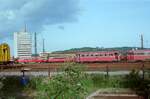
[90,74,126,88]
[0,76,25,98]
[33,63,89,99]
[125,69,150,99]
[124,70,141,88]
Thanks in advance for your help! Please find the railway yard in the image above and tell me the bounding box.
[1,1,150,98]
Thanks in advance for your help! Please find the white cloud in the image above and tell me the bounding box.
[0,0,80,38]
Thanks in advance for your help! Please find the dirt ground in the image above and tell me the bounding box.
[87,88,144,99]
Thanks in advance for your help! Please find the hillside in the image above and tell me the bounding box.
[52,47,149,54]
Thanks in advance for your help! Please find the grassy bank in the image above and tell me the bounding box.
[0,64,149,99]
[0,74,136,99]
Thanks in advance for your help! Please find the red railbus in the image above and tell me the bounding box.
[75,51,120,62]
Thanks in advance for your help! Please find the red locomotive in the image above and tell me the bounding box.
[16,49,150,63]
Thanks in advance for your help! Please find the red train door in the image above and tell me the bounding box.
[128,52,134,61]
[114,53,119,61]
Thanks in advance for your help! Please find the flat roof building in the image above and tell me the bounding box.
[14,29,32,59]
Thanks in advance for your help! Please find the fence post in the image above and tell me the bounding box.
[142,63,145,80]
[106,65,109,78]
[0,66,3,71]
[48,66,50,78]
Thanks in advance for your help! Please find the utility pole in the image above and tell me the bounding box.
[43,38,45,53]
[141,34,144,49]
[34,32,37,55]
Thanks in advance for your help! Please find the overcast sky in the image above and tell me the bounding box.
[0,0,150,54]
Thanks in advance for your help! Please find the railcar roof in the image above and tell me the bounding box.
[128,49,150,53]
[76,51,119,54]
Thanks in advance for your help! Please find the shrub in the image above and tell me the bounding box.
[34,63,89,99]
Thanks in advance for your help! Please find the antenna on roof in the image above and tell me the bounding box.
[43,38,45,53]
[24,24,27,32]
[34,32,37,55]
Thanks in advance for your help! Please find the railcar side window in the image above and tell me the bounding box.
[128,52,134,55]
[144,52,150,55]
[114,53,118,55]
[109,54,113,56]
[135,53,144,55]
[81,54,85,57]
[95,54,98,56]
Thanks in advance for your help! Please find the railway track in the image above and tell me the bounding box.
[0,62,150,71]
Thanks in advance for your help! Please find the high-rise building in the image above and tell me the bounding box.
[14,28,32,59]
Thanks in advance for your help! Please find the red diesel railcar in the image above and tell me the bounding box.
[127,50,150,61]
[75,51,120,62]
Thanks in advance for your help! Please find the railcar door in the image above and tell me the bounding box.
[119,51,128,61]
[127,52,134,61]
[114,52,119,61]
[76,54,80,62]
